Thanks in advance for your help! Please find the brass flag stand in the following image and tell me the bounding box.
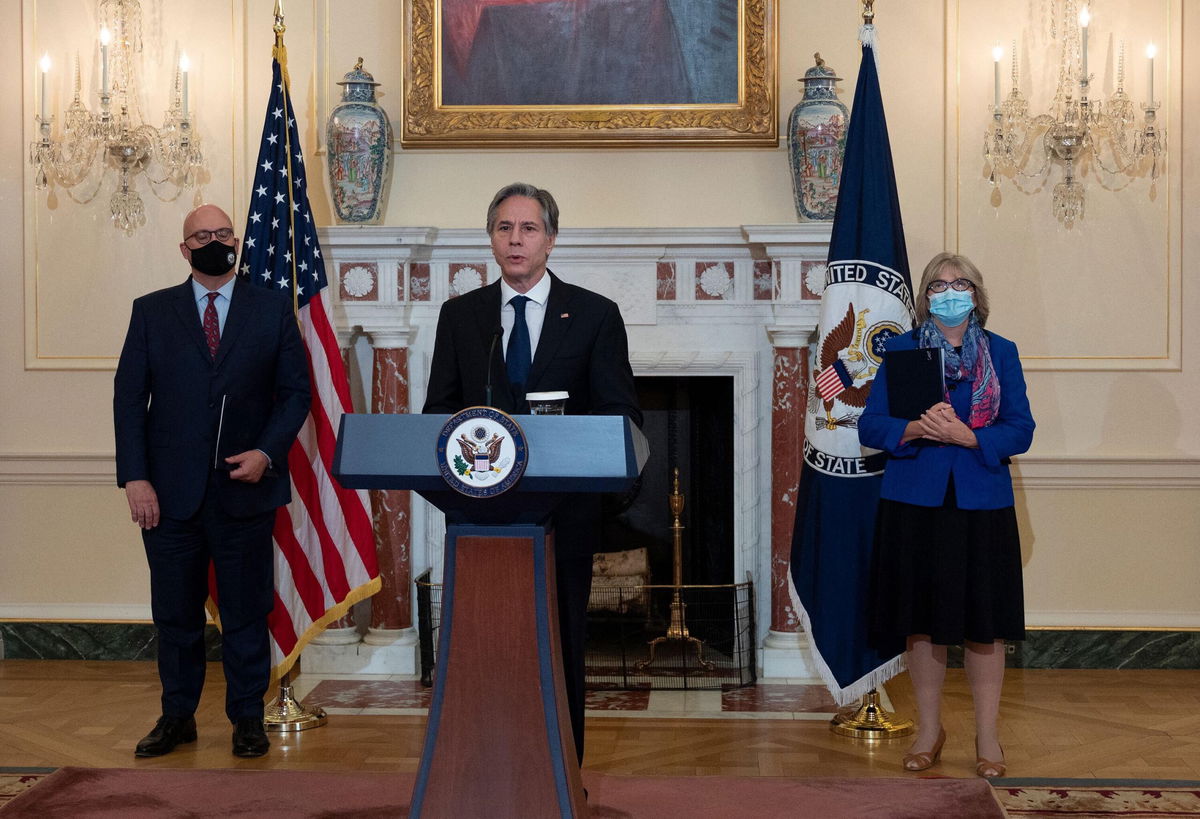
[636,468,713,671]
[264,670,327,733]
[830,689,913,739]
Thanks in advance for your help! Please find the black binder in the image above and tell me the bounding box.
[213,395,278,477]
[884,348,945,420]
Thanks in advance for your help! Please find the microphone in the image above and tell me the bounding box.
[485,326,503,407]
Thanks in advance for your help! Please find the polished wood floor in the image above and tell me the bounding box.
[1,661,1198,781]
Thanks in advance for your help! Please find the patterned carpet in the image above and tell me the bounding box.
[3,768,1199,816]
[0,770,54,810]
[996,779,1200,817]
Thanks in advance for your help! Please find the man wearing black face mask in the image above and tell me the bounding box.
[114,204,310,759]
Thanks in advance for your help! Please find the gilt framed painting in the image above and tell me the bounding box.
[401,0,777,147]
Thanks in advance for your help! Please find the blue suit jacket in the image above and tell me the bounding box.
[858,329,1034,510]
[113,277,311,519]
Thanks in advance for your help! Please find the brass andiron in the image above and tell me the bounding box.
[830,689,913,739]
[636,467,714,672]
[263,670,327,733]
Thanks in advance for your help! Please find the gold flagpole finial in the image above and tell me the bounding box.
[862,0,875,25]
[273,0,290,86]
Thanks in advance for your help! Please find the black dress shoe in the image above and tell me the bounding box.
[232,717,270,758]
[134,715,197,758]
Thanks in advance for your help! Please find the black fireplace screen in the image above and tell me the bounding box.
[415,573,756,691]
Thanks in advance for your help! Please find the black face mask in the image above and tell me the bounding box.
[190,240,238,277]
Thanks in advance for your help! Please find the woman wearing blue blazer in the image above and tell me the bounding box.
[860,252,1035,779]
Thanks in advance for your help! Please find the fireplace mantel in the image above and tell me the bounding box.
[317,223,830,678]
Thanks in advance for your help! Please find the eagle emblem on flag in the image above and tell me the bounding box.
[814,302,874,428]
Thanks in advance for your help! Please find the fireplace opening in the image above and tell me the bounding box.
[600,376,735,587]
[587,376,755,689]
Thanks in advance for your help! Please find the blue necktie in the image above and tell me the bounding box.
[506,295,532,394]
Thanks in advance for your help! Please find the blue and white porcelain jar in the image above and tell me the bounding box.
[326,59,392,224]
[787,54,849,221]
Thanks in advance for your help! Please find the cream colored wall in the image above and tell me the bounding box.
[2,1,1197,628]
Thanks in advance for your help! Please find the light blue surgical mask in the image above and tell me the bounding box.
[928,289,974,327]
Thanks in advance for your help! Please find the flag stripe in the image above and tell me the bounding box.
[272,500,330,622]
[296,308,375,559]
[287,430,353,604]
[308,293,356,413]
[267,589,300,654]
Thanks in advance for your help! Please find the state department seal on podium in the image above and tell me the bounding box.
[436,407,529,497]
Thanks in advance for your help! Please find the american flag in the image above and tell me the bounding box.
[235,42,380,682]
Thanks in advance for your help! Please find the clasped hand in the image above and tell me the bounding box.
[225,449,270,483]
[903,402,978,448]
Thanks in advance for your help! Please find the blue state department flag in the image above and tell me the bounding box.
[789,28,916,706]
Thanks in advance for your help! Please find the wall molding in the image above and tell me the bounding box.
[4,452,1199,489]
[1027,611,1200,630]
[2,604,1194,629]
[0,604,153,621]
[0,453,118,485]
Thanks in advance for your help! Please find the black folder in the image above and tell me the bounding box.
[884,348,945,420]
[214,395,278,477]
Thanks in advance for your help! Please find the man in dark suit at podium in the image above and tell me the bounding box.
[424,182,642,763]
[114,204,310,759]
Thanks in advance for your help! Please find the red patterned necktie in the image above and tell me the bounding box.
[203,292,220,359]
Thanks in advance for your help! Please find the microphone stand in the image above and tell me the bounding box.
[485,327,503,407]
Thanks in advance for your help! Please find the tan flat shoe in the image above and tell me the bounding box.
[975,738,1007,778]
[902,727,946,772]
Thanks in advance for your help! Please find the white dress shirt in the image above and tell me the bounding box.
[191,275,236,333]
[499,272,551,363]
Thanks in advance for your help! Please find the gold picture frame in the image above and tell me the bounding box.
[401,0,777,148]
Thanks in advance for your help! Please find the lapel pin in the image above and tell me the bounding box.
[560,312,569,319]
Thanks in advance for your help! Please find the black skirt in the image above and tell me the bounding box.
[868,481,1025,656]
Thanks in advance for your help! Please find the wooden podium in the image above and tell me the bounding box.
[334,413,648,818]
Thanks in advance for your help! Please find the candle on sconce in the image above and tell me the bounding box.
[1011,40,1019,89]
[1146,43,1156,102]
[1079,6,1090,80]
[992,45,1003,109]
[99,28,111,95]
[179,53,189,114]
[39,53,50,120]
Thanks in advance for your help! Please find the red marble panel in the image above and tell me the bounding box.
[769,345,808,634]
[656,261,676,301]
[753,260,779,301]
[800,259,827,301]
[449,263,487,297]
[338,261,379,301]
[408,263,431,302]
[369,347,413,632]
[305,679,431,710]
[584,687,651,711]
[721,683,837,713]
[329,344,358,631]
[694,262,734,300]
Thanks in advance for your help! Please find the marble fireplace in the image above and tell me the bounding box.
[305,223,830,680]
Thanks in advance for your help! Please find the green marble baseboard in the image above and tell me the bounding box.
[0,621,222,662]
[943,629,1200,669]
[2,622,1197,669]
